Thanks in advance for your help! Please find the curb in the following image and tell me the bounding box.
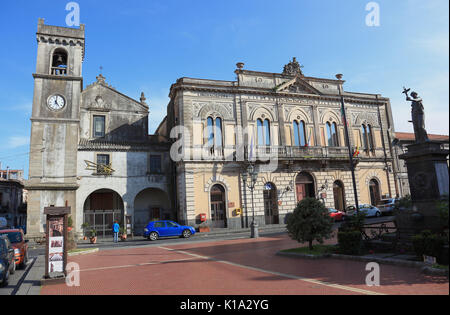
[68,248,99,256]
[15,255,44,295]
[276,251,331,260]
[277,250,449,277]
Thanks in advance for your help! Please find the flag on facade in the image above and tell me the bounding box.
[305,129,312,147]
[353,145,360,158]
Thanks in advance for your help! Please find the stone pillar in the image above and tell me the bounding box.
[397,141,449,245]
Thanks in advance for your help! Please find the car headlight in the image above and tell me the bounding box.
[0,263,5,272]
[144,228,149,232]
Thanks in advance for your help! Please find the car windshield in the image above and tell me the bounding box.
[0,232,22,243]
[329,209,337,213]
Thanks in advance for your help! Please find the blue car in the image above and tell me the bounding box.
[144,221,196,241]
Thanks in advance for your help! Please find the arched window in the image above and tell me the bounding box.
[205,116,223,155]
[257,119,271,146]
[293,120,307,147]
[326,122,333,147]
[264,119,271,146]
[326,122,339,147]
[51,48,68,75]
[215,117,223,148]
[331,122,339,146]
[293,121,300,146]
[257,119,264,146]
[361,124,369,151]
[207,117,214,147]
[367,124,374,151]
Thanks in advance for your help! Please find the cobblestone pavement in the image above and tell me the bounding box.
[40,234,449,295]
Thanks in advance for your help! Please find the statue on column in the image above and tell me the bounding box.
[403,88,429,143]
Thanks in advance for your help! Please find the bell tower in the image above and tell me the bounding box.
[26,18,85,238]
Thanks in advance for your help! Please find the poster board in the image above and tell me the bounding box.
[44,207,70,279]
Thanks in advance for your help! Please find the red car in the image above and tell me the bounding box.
[0,229,29,269]
[328,208,345,222]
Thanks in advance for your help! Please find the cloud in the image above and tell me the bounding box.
[7,136,29,149]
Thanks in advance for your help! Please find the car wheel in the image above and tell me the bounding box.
[182,230,192,239]
[375,212,381,217]
[1,272,8,287]
[20,251,29,269]
[149,232,159,241]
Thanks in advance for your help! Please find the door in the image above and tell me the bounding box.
[264,183,279,225]
[166,221,181,236]
[369,179,381,206]
[296,184,306,203]
[154,221,169,237]
[210,185,227,228]
[333,181,346,211]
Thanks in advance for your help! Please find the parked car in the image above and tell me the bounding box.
[328,208,345,222]
[144,221,196,241]
[0,229,29,269]
[345,204,381,218]
[0,235,16,287]
[377,198,398,216]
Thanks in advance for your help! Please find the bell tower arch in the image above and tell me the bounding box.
[26,18,85,238]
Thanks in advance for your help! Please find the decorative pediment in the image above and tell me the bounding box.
[283,57,304,77]
[275,77,322,95]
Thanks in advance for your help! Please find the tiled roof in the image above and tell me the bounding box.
[395,132,449,142]
[78,139,170,151]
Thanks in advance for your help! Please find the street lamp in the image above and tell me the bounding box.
[336,74,360,214]
[242,163,259,238]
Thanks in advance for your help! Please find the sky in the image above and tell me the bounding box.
[0,0,448,178]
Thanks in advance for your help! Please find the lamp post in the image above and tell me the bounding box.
[336,74,360,214]
[242,163,259,238]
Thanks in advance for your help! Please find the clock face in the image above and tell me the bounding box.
[47,95,66,111]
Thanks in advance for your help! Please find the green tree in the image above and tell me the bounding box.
[286,198,334,250]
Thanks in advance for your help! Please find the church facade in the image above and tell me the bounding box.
[26,20,399,238]
[26,20,174,239]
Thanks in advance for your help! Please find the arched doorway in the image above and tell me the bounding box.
[369,179,381,206]
[263,182,279,225]
[295,172,316,203]
[134,188,172,235]
[333,181,346,211]
[210,184,227,228]
[83,189,124,238]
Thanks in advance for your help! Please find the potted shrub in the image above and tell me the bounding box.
[89,229,97,244]
[119,227,127,241]
[68,216,73,232]
[198,222,211,233]
[81,222,90,240]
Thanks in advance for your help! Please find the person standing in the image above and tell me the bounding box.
[113,221,120,243]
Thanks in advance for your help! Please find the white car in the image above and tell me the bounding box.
[345,204,381,218]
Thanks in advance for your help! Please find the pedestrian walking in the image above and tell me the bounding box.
[113,221,120,243]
